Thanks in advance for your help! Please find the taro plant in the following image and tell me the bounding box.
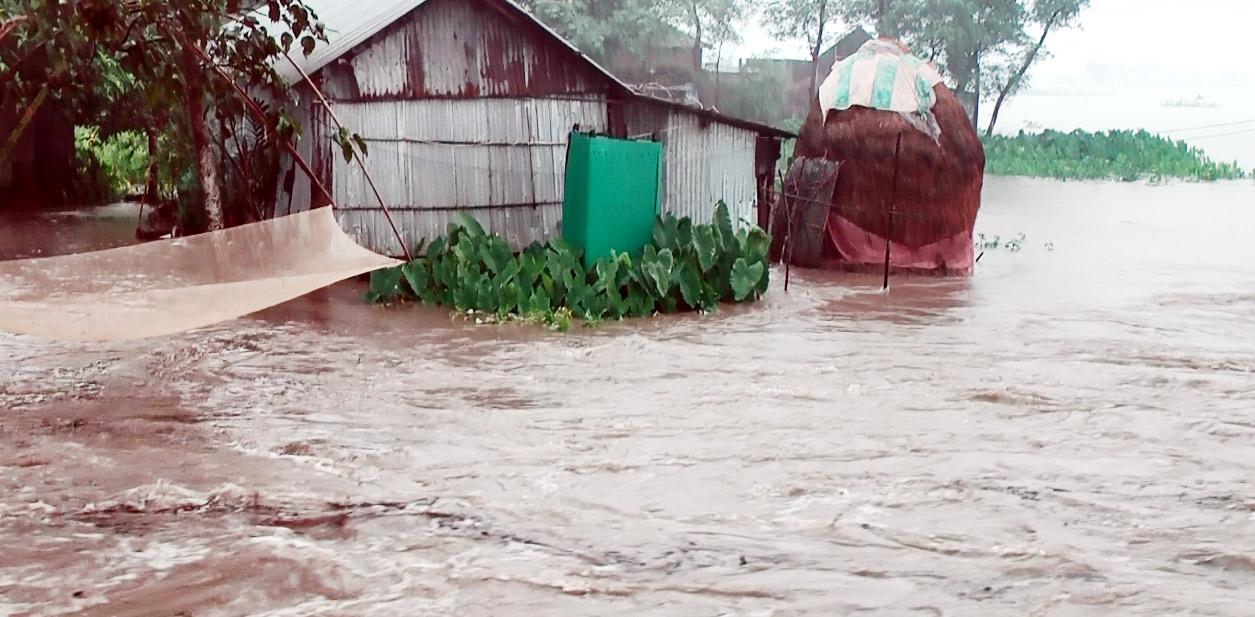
[368,202,772,329]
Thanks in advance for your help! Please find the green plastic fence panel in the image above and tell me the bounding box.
[562,132,663,267]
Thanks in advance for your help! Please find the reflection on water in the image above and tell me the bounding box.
[2,177,1254,616]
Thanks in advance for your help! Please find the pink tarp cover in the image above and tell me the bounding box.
[827,214,974,275]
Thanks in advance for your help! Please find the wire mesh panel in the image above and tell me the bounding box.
[772,157,841,268]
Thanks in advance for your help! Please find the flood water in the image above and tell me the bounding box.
[2,176,1253,616]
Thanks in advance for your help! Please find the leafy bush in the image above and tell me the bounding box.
[984,129,1250,182]
[367,202,772,329]
[74,127,150,201]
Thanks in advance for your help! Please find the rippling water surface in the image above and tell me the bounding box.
[2,177,1253,616]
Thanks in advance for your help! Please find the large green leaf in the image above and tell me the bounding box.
[676,217,693,248]
[581,290,608,321]
[498,281,520,315]
[526,288,552,315]
[497,260,521,285]
[453,235,476,264]
[453,280,478,311]
[642,248,674,297]
[730,258,765,302]
[453,212,486,238]
[594,257,619,293]
[692,226,718,273]
[713,201,734,249]
[755,260,771,296]
[625,281,655,318]
[434,253,458,290]
[677,256,703,309]
[480,236,514,275]
[473,272,496,311]
[702,280,722,310]
[519,248,545,285]
[613,251,635,289]
[652,213,681,252]
[401,261,436,303]
[426,236,447,259]
[743,227,772,263]
[539,271,555,298]
[366,267,404,304]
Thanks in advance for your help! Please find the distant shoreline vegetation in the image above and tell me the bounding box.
[983,129,1250,182]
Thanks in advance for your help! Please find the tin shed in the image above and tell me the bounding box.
[274,0,792,256]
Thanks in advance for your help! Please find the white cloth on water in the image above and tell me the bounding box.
[0,208,400,342]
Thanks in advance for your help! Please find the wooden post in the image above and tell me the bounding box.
[883,133,902,291]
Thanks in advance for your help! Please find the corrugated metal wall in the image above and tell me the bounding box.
[270,0,772,256]
[333,0,609,100]
[624,103,760,228]
[327,97,606,254]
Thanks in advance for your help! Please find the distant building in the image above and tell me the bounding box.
[274,0,793,256]
[741,28,873,118]
[602,25,702,93]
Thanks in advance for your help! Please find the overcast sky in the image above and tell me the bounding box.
[732,0,1255,92]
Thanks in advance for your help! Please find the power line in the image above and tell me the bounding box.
[1186,126,1255,141]
[1161,118,1255,134]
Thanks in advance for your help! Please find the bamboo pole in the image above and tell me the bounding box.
[282,50,413,262]
[883,134,902,291]
[0,85,48,171]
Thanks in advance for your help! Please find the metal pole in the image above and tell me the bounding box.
[883,133,902,291]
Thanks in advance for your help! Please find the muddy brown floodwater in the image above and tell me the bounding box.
[2,177,1253,616]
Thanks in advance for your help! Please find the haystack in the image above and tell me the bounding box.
[784,38,985,275]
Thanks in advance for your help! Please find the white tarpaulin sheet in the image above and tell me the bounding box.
[818,39,945,116]
[0,207,400,342]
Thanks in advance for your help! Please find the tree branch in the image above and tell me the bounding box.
[985,8,1063,137]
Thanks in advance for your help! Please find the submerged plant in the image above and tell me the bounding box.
[368,202,772,328]
[976,232,1029,253]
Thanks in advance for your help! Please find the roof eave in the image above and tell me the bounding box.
[631,94,797,139]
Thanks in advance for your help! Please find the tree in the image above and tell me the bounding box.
[761,0,838,95]
[664,0,748,74]
[874,0,1025,97]
[984,0,1088,136]
[0,1,328,228]
[517,0,670,61]
[839,0,1088,131]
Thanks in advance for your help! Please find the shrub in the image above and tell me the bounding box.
[74,127,150,202]
[367,202,772,329]
[983,129,1250,182]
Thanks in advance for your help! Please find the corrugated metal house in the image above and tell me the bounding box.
[275,0,793,256]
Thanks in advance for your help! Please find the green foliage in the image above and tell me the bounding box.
[1,0,331,218]
[838,0,1090,134]
[368,203,773,327]
[515,0,672,59]
[73,127,149,201]
[714,62,795,134]
[984,129,1250,182]
[760,0,839,58]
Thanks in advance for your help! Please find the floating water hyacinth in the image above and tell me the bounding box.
[983,129,1250,182]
